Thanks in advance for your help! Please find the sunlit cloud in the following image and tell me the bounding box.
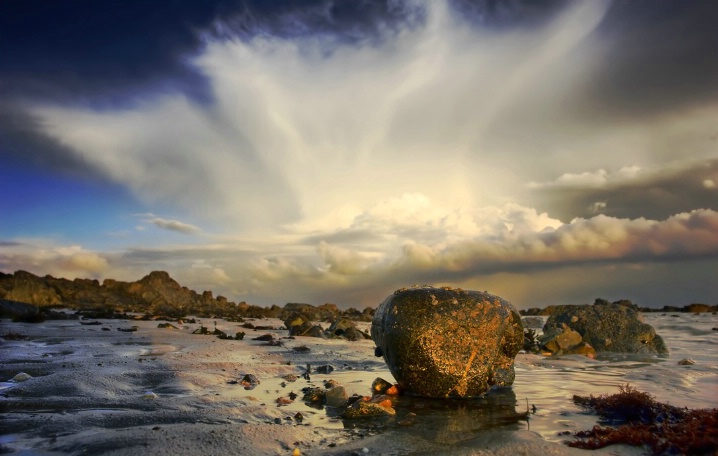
[4,1,717,309]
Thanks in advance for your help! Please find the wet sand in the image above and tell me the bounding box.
[1,317,646,455]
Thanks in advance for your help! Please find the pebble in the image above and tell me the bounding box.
[677,358,696,365]
[141,391,159,399]
[11,372,32,382]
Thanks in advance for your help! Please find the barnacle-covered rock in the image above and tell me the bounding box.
[543,303,668,355]
[371,287,523,398]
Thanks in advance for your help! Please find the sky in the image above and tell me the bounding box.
[1,0,717,310]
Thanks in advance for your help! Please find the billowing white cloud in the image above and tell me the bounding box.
[3,207,718,308]
[9,0,717,309]
[31,0,620,231]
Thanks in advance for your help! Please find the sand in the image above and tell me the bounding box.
[0,317,645,455]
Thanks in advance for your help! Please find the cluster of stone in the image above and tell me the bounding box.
[283,313,372,341]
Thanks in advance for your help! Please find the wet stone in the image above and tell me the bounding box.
[325,385,348,408]
[371,286,523,398]
[543,303,668,355]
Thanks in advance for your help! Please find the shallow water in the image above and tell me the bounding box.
[219,313,718,446]
[0,312,716,454]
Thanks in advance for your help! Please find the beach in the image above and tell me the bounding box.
[1,313,716,455]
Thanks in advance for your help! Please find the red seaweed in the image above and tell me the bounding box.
[568,384,718,455]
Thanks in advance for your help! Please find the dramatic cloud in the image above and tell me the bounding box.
[2,1,717,309]
[529,159,718,221]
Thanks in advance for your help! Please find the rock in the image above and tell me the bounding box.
[141,391,158,400]
[677,358,696,365]
[539,324,583,354]
[283,313,325,338]
[371,286,523,398]
[685,303,713,313]
[302,387,326,405]
[371,378,393,395]
[344,326,372,341]
[157,323,178,329]
[324,379,340,389]
[543,303,668,355]
[0,299,40,321]
[11,372,33,382]
[563,342,597,358]
[240,374,260,389]
[327,318,359,339]
[325,385,348,408]
[342,398,396,418]
[315,364,334,374]
[304,325,325,338]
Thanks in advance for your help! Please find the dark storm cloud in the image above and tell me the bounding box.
[0,104,100,178]
[532,159,718,221]
[586,0,718,117]
[0,0,230,105]
[0,0,602,105]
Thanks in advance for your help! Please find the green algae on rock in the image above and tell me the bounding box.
[371,286,523,398]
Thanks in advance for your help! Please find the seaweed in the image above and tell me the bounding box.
[568,384,718,455]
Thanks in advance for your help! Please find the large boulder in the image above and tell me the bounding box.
[371,287,523,398]
[543,303,668,355]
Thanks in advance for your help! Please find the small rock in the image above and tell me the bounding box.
[316,364,334,374]
[342,398,396,418]
[11,372,32,382]
[540,324,583,354]
[324,379,340,389]
[240,374,261,389]
[157,323,178,329]
[302,387,326,405]
[371,377,392,395]
[142,391,158,400]
[325,385,348,408]
[677,358,696,365]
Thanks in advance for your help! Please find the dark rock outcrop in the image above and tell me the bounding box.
[371,286,523,398]
[0,298,40,321]
[543,303,668,355]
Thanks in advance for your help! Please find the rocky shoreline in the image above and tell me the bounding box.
[1,271,716,326]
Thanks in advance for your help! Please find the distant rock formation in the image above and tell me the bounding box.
[0,270,374,321]
[520,298,717,315]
